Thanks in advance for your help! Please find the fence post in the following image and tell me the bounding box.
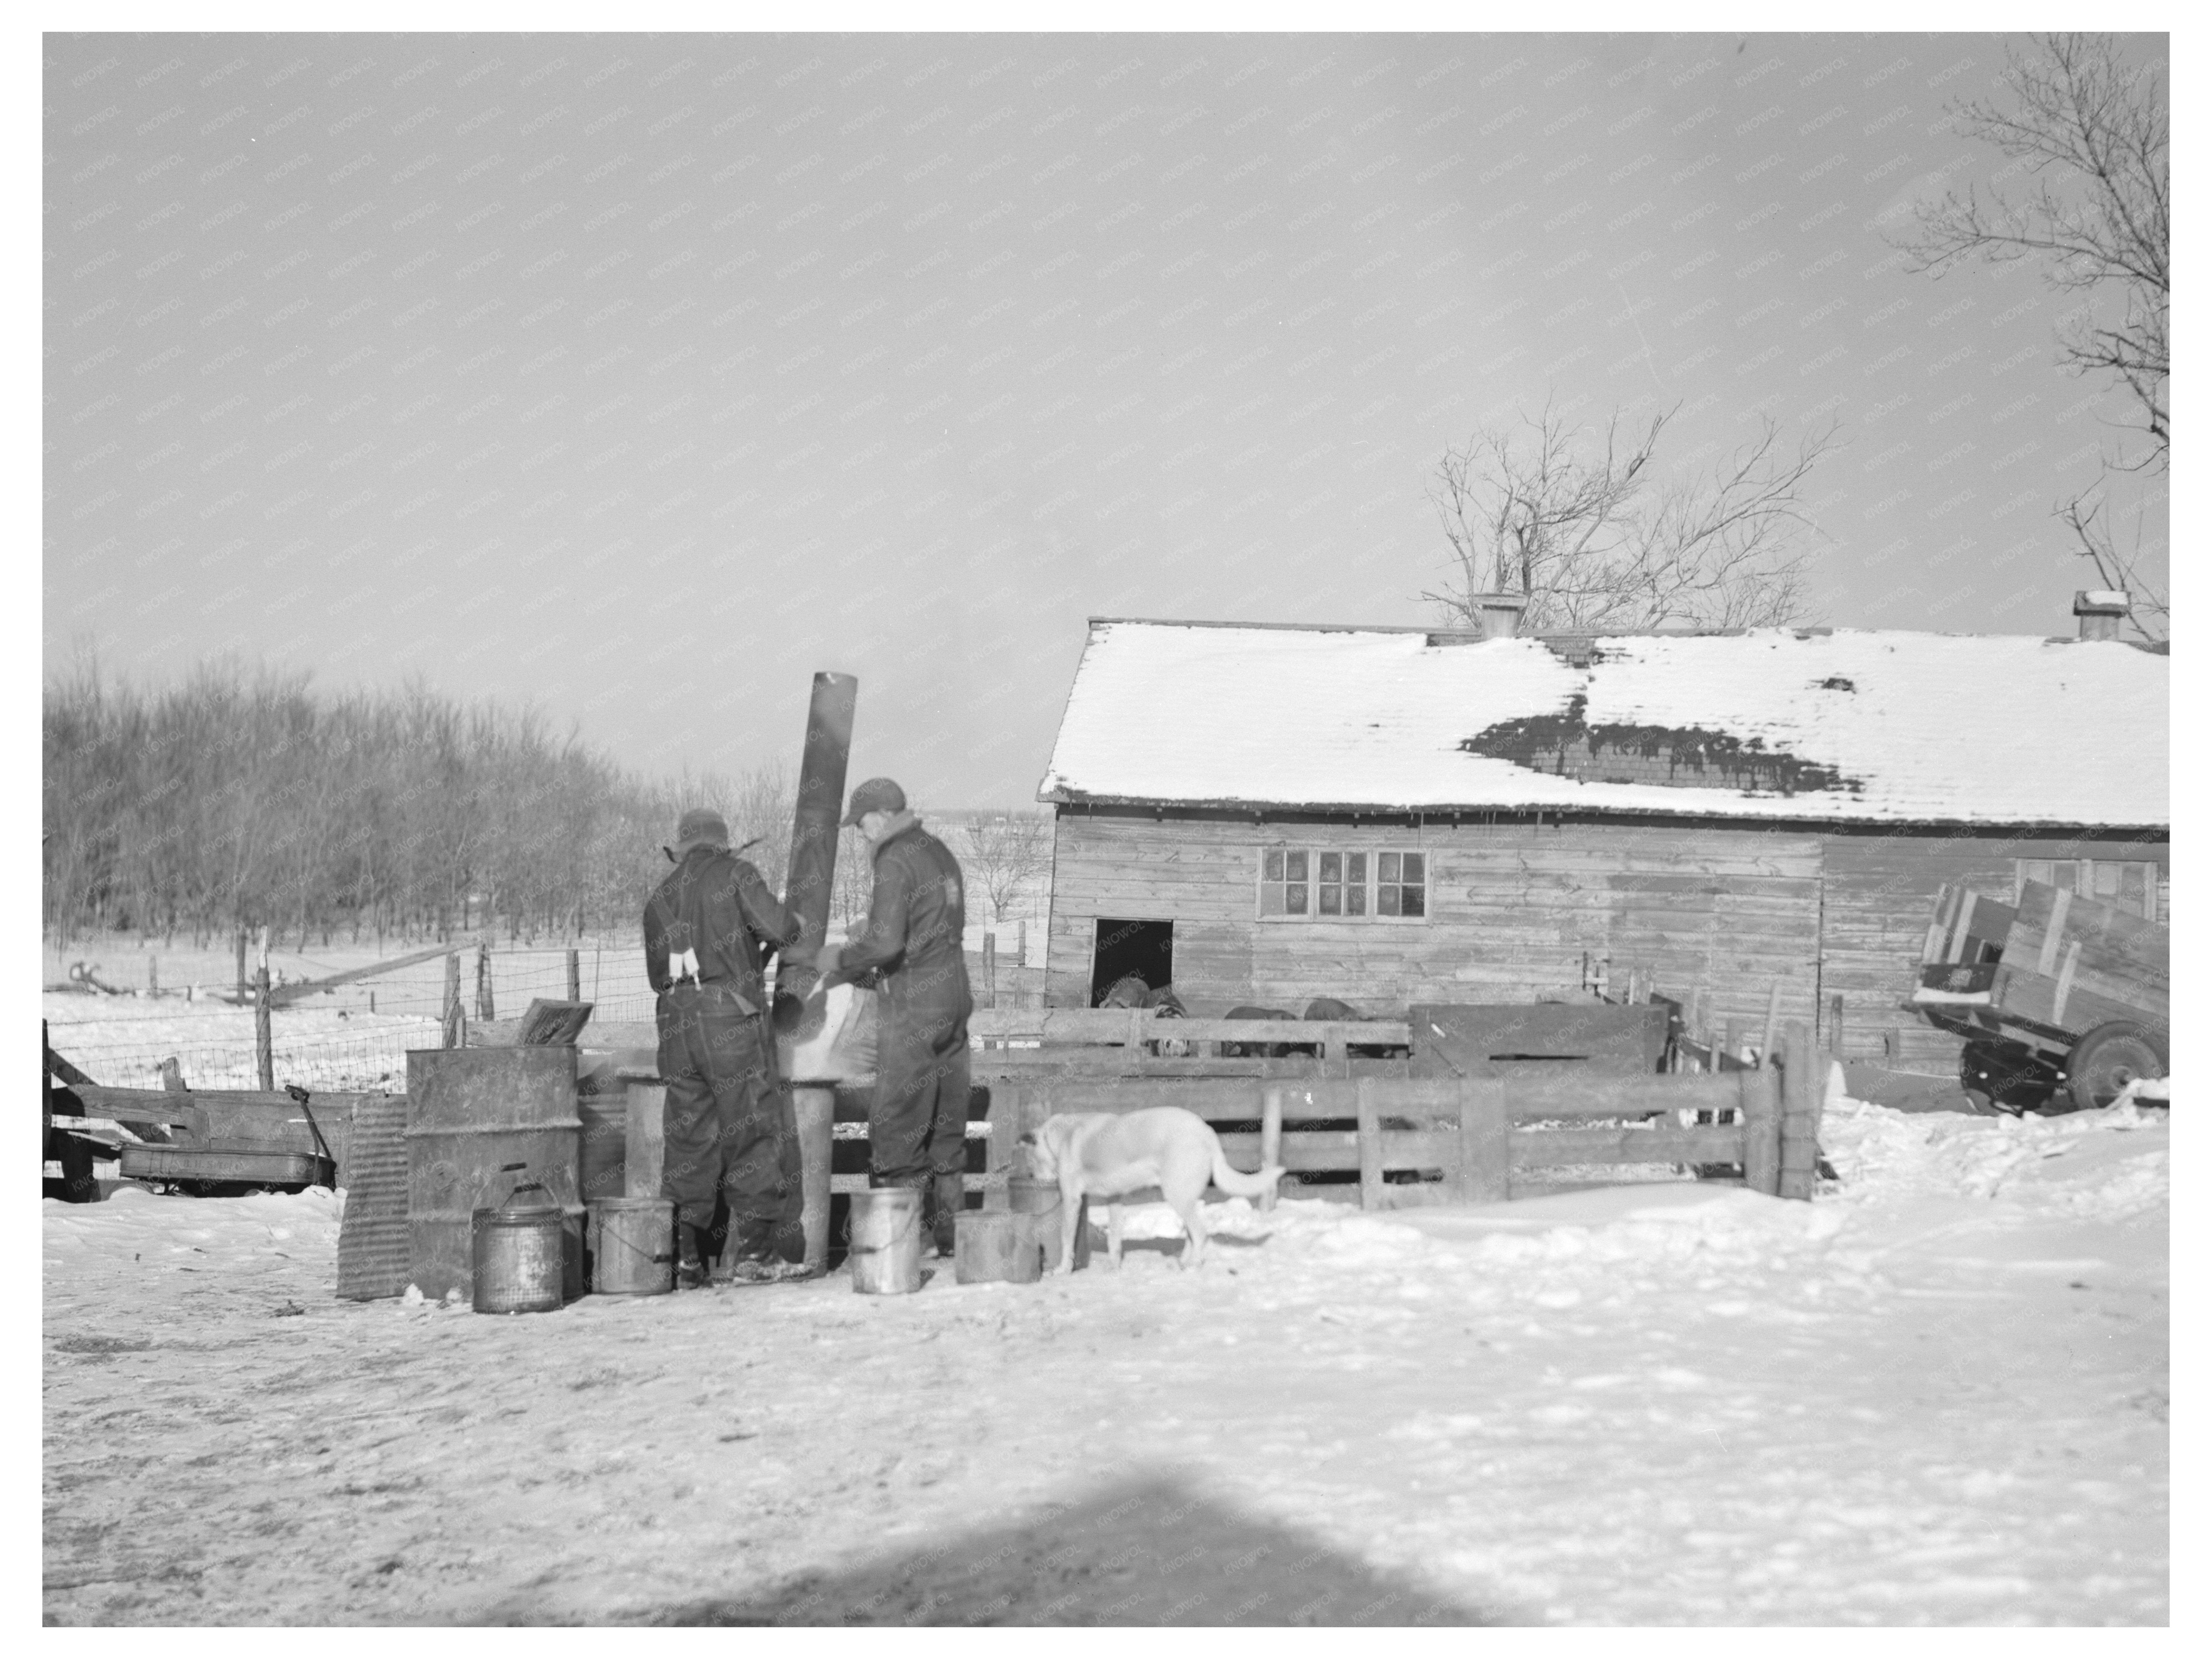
[1354,1078,1385,1211]
[1017,918,1027,969]
[1259,1086,1283,1212]
[566,948,581,1003]
[148,954,158,997]
[982,932,997,1009]
[475,938,494,1022]
[235,929,247,1003]
[1456,1077,1509,1204]
[254,927,274,1093]
[1826,993,1844,1058]
[442,951,463,1049]
[1756,982,1783,1066]
[1778,1021,1819,1200]
[1738,1062,1782,1196]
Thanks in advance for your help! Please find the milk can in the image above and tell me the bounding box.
[472,1163,568,1314]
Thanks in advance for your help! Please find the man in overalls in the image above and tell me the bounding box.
[814,778,975,1257]
[644,809,806,1285]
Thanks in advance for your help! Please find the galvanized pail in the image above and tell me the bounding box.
[848,1188,922,1295]
[954,1209,1043,1285]
[588,1196,675,1296]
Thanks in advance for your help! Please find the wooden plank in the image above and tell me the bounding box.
[1259,1086,1283,1212]
[624,1081,666,1200]
[2036,887,2072,975]
[1778,1023,1818,1200]
[988,1082,1023,1186]
[266,943,463,1008]
[2051,940,2080,1028]
[1756,982,1783,1065]
[2008,879,2166,983]
[1507,1124,1751,1167]
[1991,965,2162,1040]
[1459,1078,1508,1203]
[1020,1071,1751,1124]
[1354,1079,1384,1210]
[1738,1065,1782,1196]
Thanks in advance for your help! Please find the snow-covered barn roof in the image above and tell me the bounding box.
[1037,620,2169,828]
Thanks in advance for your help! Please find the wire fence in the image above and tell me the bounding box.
[43,940,1032,1095]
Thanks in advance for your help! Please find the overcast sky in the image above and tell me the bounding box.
[43,29,2169,807]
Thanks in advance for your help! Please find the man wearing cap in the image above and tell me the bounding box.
[814,778,974,1256]
[644,808,807,1285]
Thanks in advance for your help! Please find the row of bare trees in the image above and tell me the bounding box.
[43,653,1061,955]
[41,655,801,952]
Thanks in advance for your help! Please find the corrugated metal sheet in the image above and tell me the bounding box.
[334,1091,410,1301]
[1038,622,2167,828]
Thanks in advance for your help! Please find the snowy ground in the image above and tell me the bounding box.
[42,1086,2169,1626]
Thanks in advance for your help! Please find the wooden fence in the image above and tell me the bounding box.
[983,1045,1821,1208]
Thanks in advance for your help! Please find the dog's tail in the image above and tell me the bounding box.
[1208,1142,1285,1201]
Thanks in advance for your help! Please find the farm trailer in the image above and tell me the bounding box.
[1908,878,2169,1113]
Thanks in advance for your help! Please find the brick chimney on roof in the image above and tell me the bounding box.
[1471,592,1529,640]
[2073,589,2130,642]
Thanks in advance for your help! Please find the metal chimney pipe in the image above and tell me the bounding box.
[772,671,857,1037]
[2073,589,2129,642]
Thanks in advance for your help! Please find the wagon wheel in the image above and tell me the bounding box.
[2063,1022,2168,1113]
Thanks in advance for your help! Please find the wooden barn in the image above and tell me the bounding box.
[1033,598,2168,1073]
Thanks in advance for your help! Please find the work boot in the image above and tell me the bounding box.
[715,1213,775,1279]
[676,1224,712,1290]
[929,1173,965,1258]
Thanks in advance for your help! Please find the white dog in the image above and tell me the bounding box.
[1017,1107,1285,1272]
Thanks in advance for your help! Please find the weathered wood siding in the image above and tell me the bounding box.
[1049,810,2168,1078]
[1817,828,2170,1070]
[1047,811,1822,1040]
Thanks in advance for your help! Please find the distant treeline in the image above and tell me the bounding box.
[41,657,825,951]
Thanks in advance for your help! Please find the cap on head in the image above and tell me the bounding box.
[666,808,730,862]
[841,777,906,827]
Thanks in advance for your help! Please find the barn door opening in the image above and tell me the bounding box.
[1091,919,1173,1007]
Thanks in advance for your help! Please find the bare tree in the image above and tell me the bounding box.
[1424,402,1836,636]
[1897,33,2168,637]
[960,811,1052,925]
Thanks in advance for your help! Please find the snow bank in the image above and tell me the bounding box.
[1818,1094,2169,1220]
[43,1184,344,1272]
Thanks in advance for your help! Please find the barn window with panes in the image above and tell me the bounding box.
[2016,859,2158,921]
[1259,849,1308,916]
[1259,847,1427,920]
[1376,851,1425,916]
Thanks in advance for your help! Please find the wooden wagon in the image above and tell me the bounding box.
[1907,878,2169,1113]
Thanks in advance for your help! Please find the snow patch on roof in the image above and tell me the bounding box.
[1037,621,2167,827]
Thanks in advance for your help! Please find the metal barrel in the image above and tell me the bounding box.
[772,671,858,1038]
[586,1197,675,1296]
[404,1046,583,1304]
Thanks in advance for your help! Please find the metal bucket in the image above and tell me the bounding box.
[405,1047,583,1305]
[588,1197,675,1296]
[1009,1175,1086,1272]
[472,1202,566,1314]
[848,1188,922,1295]
[954,1209,1044,1285]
